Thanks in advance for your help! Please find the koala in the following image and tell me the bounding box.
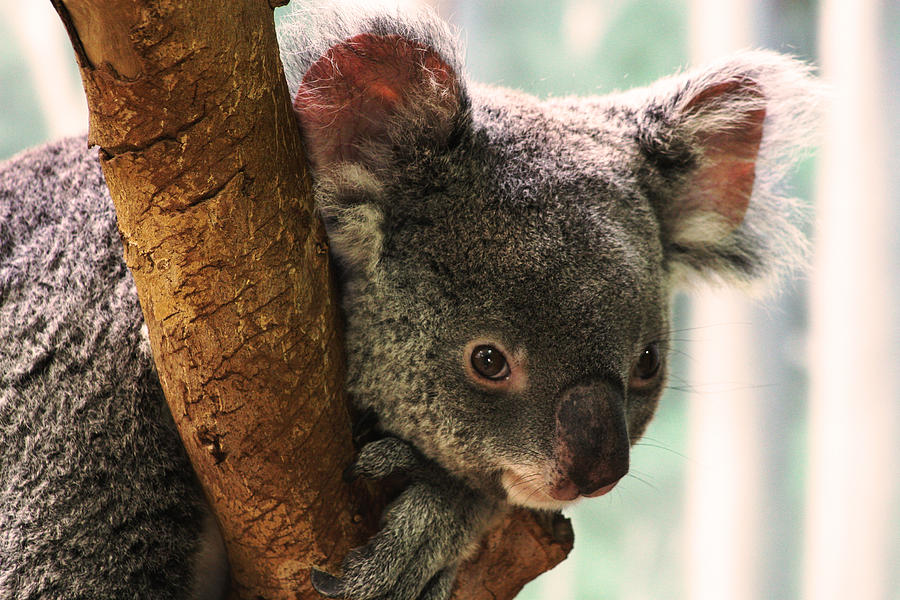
[0,2,819,600]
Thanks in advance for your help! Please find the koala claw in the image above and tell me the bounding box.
[314,438,498,600]
[310,568,345,598]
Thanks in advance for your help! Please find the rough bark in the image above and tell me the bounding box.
[50,1,572,599]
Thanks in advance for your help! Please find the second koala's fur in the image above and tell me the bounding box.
[0,3,820,600]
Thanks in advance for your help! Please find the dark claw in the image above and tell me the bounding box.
[310,567,344,598]
[342,462,359,483]
[351,408,380,446]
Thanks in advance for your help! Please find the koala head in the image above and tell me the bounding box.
[280,5,819,509]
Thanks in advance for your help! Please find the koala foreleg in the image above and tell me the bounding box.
[311,437,499,600]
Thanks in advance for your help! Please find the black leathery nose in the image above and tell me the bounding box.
[554,377,630,494]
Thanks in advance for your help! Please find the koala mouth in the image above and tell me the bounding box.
[499,466,620,510]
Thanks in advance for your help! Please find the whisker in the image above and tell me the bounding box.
[633,440,691,461]
[641,321,756,346]
[666,348,695,359]
[665,384,699,393]
[507,474,541,490]
[626,472,659,492]
[521,484,545,506]
[505,473,543,497]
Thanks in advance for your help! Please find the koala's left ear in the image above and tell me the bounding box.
[637,51,822,288]
[293,33,464,173]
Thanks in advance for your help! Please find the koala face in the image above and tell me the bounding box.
[283,10,817,509]
[330,85,672,508]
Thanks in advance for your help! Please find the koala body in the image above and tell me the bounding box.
[0,3,819,600]
[0,139,229,599]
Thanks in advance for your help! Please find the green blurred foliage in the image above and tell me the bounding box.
[458,0,688,97]
[0,20,47,160]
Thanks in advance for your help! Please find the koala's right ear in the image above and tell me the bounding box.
[290,31,465,273]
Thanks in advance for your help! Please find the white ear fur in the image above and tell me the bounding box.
[640,50,824,290]
[316,164,385,276]
[669,211,739,247]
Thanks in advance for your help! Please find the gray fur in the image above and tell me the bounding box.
[1,2,820,599]
[0,139,222,599]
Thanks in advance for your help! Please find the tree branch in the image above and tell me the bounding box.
[50,1,571,598]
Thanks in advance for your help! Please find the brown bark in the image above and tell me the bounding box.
[50,1,572,599]
[454,510,573,599]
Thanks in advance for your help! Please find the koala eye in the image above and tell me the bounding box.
[470,345,510,381]
[630,343,661,385]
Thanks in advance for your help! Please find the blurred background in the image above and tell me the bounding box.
[1,0,896,598]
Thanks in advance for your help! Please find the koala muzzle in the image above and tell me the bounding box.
[551,377,630,500]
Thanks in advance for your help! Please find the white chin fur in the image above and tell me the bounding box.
[500,468,580,511]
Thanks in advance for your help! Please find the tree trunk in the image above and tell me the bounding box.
[49,1,572,599]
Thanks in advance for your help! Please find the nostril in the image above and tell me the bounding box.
[571,463,629,497]
[546,478,580,502]
[583,479,620,498]
[548,466,628,501]
[578,467,628,498]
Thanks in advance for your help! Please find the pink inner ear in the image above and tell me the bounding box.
[294,33,460,170]
[683,80,766,230]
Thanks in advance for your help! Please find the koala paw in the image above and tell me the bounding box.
[342,436,425,482]
[312,436,497,600]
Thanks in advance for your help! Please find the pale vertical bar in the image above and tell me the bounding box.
[684,2,761,600]
[804,0,895,598]
[0,1,88,140]
[535,539,576,599]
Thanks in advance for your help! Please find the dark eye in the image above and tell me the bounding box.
[631,343,661,384]
[470,345,510,380]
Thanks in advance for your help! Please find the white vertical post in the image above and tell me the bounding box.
[684,2,761,600]
[0,1,88,140]
[804,0,895,598]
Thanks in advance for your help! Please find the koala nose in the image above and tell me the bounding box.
[552,377,630,498]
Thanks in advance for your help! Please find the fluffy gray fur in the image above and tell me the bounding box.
[1,2,820,599]
[0,140,227,600]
